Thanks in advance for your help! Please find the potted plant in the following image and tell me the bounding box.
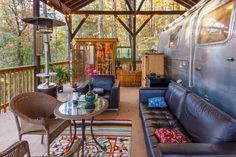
[50,65,73,93]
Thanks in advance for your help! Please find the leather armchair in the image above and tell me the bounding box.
[77,75,120,112]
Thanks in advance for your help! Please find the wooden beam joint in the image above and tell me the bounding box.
[124,0,133,11]
[138,0,145,11]
[115,15,134,36]
[72,14,89,39]
[136,14,154,35]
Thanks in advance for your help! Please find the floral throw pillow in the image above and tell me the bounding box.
[148,97,167,108]
[155,128,192,143]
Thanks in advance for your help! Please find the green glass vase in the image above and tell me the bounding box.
[85,90,95,103]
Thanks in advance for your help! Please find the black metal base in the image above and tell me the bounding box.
[79,117,107,157]
[68,118,107,157]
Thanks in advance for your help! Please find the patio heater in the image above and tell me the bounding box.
[22,17,65,98]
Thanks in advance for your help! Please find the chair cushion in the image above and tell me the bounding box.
[139,102,188,157]
[99,91,110,101]
[92,75,114,91]
[179,93,236,143]
[155,128,191,143]
[140,102,187,141]
[148,97,167,108]
[92,88,104,94]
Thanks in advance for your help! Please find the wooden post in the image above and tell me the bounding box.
[33,0,40,89]
[67,16,72,60]
[133,17,136,71]
[132,0,137,71]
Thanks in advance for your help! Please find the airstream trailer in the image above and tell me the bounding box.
[158,0,236,118]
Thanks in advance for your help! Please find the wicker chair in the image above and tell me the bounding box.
[10,92,72,156]
[0,140,31,157]
[0,140,82,157]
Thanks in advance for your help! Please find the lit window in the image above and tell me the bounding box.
[198,0,233,44]
[169,26,182,48]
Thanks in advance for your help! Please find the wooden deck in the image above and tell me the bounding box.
[0,85,147,157]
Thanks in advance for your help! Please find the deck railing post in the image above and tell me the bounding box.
[0,61,69,113]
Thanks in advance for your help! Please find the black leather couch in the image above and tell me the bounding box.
[139,82,236,157]
[78,75,120,112]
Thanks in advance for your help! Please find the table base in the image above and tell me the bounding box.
[69,118,107,157]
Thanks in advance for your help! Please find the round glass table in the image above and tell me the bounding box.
[54,97,108,156]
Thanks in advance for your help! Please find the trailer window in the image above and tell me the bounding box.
[169,26,182,48]
[198,1,233,44]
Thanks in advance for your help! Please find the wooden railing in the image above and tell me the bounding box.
[0,61,69,113]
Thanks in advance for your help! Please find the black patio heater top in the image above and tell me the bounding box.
[23,17,65,33]
[22,17,66,98]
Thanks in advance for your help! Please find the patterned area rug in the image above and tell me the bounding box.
[49,120,132,157]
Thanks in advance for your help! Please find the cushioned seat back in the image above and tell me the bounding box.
[179,93,236,143]
[92,75,114,92]
[165,82,188,118]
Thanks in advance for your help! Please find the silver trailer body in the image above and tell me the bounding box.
[158,0,236,118]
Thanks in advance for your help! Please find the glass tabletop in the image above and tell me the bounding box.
[54,97,108,120]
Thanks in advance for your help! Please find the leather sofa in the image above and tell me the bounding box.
[78,75,120,112]
[139,82,236,157]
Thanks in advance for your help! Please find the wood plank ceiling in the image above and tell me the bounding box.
[173,0,200,9]
[41,0,201,14]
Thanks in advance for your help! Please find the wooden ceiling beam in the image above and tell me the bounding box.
[72,10,185,15]
[174,0,193,9]
[124,0,133,11]
[137,0,145,11]
[189,0,199,5]
[40,0,71,14]
[63,0,76,5]
[72,14,89,39]
[180,0,196,6]
[192,0,200,3]
[115,15,134,36]
[71,0,95,11]
[136,14,154,35]
[67,0,86,8]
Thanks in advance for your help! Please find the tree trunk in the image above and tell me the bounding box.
[98,0,104,38]
[16,40,23,66]
[112,0,117,38]
[148,0,154,37]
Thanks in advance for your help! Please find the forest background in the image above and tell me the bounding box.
[0,0,184,68]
